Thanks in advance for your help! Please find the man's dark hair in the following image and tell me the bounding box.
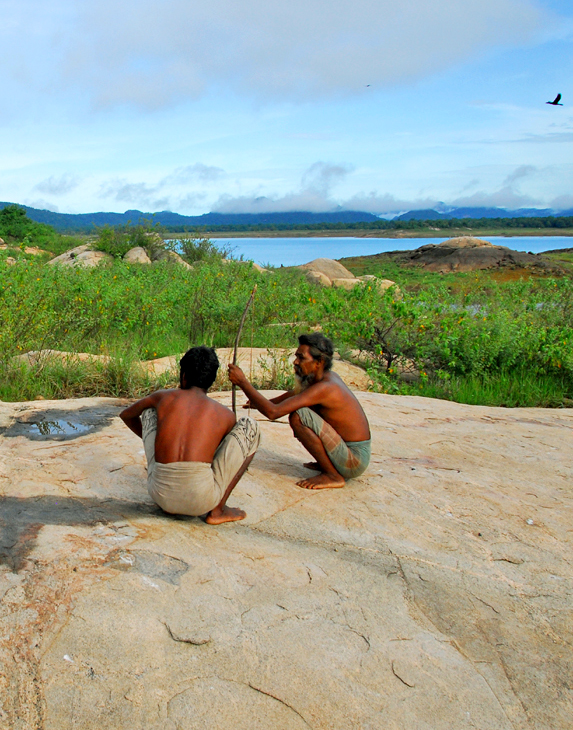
[298,333,334,371]
[179,346,219,389]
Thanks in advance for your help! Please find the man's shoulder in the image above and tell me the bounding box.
[319,371,347,391]
[208,395,235,419]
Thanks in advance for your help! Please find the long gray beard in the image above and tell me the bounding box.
[294,372,316,393]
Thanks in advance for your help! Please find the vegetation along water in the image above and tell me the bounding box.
[0,205,571,407]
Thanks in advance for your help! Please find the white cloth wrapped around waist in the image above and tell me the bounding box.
[148,461,221,516]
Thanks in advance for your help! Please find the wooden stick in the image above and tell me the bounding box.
[232,284,257,414]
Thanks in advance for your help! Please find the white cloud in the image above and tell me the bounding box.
[34,174,81,196]
[25,199,60,213]
[213,161,352,213]
[551,194,573,210]
[98,179,171,210]
[451,188,536,208]
[341,192,440,215]
[502,164,536,186]
[0,0,548,110]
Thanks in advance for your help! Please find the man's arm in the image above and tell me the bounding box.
[242,390,295,410]
[229,365,325,420]
[119,392,162,438]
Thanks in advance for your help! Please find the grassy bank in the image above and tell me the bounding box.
[1,254,572,407]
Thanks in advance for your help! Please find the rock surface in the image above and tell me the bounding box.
[124,246,152,264]
[151,249,194,269]
[342,240,563,274]
[48,244,113,268]
[298,258,356,281]
[437,236,493,248]
[0,393,571,729]
[298,258,398,291]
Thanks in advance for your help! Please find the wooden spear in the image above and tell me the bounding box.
[231,284,257,414]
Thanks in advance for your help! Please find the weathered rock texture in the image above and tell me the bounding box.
[0,393,570,729]
[343,238,563,274]
[48,244,113,268]
[124,247,152,264]
[150,249,193,269]
[0,243,49,256]
[298,258,398,291]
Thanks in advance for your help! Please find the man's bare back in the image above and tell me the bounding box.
[139,388,235,464]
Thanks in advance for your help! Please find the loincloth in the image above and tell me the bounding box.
[141,409,260,516]
[296,406,371,480]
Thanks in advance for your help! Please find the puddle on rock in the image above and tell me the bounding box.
[28,420,93,437]
[1,406,118,441]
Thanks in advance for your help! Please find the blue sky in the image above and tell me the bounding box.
[1,0,572,216]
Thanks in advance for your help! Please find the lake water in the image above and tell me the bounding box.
[209,236,573,267]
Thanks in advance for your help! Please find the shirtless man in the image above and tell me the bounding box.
[228,333,370,489]
[120,346,260,524]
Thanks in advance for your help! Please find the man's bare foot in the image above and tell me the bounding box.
[303,461,321,471]
[296,473,345,490]
[205,506,247,524]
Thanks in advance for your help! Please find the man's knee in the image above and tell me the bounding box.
[289,410,302,431]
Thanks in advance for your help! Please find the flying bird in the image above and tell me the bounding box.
[546,93,563,106]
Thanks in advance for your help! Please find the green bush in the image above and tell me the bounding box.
[0,204,81,256]
[93,221,167,259]
[171,237,234,264]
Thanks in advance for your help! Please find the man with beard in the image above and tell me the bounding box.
[228,333,371,489]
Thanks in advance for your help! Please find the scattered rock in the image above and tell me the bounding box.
[48,244,113,268]
[123,246,152,264]
[298,257,356,281]
[5,256,16,266]
[349,239,564,274]
[358,274,400,294]
[151,249,193,269]
[0,243,49,255]
[305,270,332,287]
[331,277,360,290]
[299,257,398,292]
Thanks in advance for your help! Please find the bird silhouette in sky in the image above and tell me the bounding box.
[546,93,563,106]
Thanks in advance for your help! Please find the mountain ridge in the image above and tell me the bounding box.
[1,201,572,233]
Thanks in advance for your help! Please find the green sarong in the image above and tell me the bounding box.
[296,407,371,480]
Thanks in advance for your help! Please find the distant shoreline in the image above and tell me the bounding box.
[198,228,573,239]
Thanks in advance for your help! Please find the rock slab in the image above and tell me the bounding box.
[0,394,571,729]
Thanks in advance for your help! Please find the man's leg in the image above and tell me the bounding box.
[207,417,261,524]
[205,454,254,524]
[289,411,345,489]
